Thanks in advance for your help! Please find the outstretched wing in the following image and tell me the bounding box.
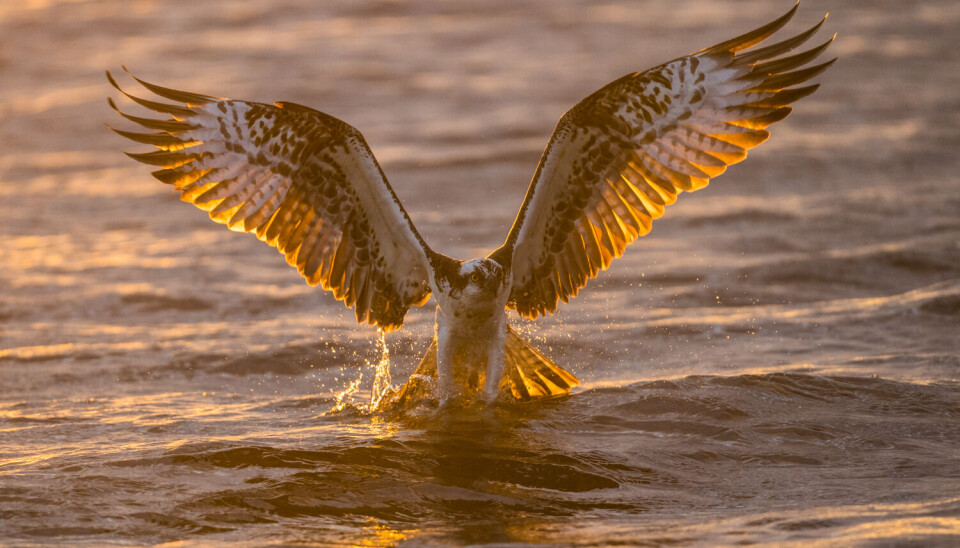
[489,4,835,319]
[108,70,433,331]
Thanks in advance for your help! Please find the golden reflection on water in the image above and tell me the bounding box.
[354,520,415,548]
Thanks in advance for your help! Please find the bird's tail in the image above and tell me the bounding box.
[390,325,579,408]
[501,325,580,400]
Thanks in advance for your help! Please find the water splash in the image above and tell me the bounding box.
[330,371,363,413]
[328,330,397,414]
[367,329,397,412]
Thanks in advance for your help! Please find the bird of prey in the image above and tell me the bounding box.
[108,4,833,407]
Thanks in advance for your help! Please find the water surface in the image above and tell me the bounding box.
[2,0,959,545]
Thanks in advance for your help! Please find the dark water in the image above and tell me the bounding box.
[3,375,960,545]
[3,0,960,545]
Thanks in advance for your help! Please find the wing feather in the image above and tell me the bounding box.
[491,6,834,318]
[109,73,433,331]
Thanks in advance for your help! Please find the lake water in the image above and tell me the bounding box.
[2,0,959,545]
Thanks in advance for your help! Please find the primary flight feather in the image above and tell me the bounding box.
[109,4,834,405]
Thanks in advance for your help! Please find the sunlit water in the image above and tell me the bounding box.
[3,374,960,545]
[2,0,960,545]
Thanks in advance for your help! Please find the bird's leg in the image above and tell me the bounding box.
[482,319,507,402]
[434,308,456,404]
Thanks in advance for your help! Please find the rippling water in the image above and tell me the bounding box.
[4,375,960,545]
[2,0,960,545]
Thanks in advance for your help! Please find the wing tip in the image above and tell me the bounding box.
[105,69,121,92]
[703,1,800,55]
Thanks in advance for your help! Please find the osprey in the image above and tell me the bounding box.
[108,5,833,406]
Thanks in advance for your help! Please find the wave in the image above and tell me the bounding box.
[2,373,959,545]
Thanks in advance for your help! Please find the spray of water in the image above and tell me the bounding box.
[329,330,397,414]
[367,330,396,412]
[330,372,363,413]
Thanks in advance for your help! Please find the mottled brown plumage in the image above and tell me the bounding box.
[108,70,432,331]
[488,3,834,319]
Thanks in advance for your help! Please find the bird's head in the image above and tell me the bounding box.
[459,258,506,299]
[430,255,508,313]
